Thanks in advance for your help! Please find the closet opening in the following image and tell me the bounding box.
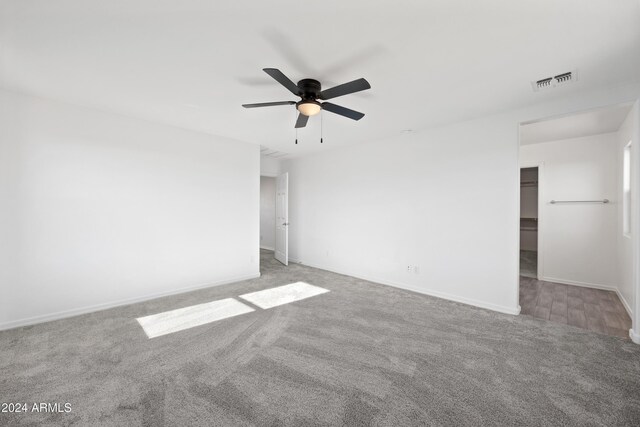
[517,103,635,339]
[520,167,539,279]
[260,175,277,264]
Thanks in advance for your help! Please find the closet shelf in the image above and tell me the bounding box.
[521,180,538,187]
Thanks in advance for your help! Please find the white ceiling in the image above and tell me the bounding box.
[1,0,639,157]
[520,104,633,145]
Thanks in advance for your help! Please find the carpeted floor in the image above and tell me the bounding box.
[1,250,640,426]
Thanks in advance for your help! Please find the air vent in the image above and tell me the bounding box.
[554,72,572,83]
[260,146,289,159]
[532,69,578,92]
[535,77,553,90]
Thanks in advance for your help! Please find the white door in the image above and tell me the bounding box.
[275,172,289,265]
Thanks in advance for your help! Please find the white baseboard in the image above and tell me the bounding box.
[260,246,275,251]
[540,276,617,291]
[630,329,640,345]
[616,291,633,318]
[289,257,520,315]
[0,272,261,332]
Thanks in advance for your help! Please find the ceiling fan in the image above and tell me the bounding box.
[242,68,371,128]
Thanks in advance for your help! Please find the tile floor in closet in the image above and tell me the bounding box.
[519,277,631,339]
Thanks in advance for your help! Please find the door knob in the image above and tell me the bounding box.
[283,222,289,226]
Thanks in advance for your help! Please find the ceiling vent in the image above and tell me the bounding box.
[532,69,578,92]
[260,146,288,159]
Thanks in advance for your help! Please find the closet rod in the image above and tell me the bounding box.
[550,199,609,204]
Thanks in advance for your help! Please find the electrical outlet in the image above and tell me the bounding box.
[407,265,412,273]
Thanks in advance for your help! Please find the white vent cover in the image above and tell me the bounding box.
[260,146,288,158]
[532,69,578,92]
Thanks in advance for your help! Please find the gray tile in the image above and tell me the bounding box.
[540,283,555,294]
[567,309,587,329]
[552,284,568,294]
[519,277,533,287]
[566,286,582,298]
[519,280,629,340]
[537,293,553,309]
[567,296,584,310]
[533,306,550,320]
[581,291,600,305]
[597,290,615,299]
[620,316,632,329]
[603,311,624,329]
[530,280,544,292]
[551,300,567,317]
[599,299,620,313]
[610,299,627,314]
[520,302,536,316]
[583,303,602,319]
[606,327,629,339]
[552,292,567,304]
[521,287,535,297]
[586,317,607,334]
[550,314,567,324]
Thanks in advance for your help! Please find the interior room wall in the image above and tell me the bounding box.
[0,89,260,330]
[260,176,276,250]
[261,156,281,176]
[283,83,640,315]
[520,133,619,290]
[630,101,640,344]
[617,106,636,316]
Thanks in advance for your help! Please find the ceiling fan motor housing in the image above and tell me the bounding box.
[297,79,321,100]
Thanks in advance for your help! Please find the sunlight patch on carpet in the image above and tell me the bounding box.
[239,282,329,309]
[137,298,254,338]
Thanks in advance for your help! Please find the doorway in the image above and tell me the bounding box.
[517,103,636,339]
[260,173,289,269]
[260,176,276,252]
[520,167,538,278]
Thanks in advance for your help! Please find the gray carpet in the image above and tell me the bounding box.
[1,250,640,426]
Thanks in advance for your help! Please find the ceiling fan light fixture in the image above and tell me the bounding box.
[242,68,370,128]
[297,101,321,116]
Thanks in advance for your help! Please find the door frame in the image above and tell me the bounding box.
[519,161,545,281]
[274,172,289,266]
[517,100,640,344]
[259,174,277,252]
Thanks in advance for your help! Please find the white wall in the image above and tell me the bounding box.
[260,156,281,177]
[630,101,640,344]
[260,176,276,250]
[283,83,640,316]
[0,89,260,330]
[520,133,619,289]
[617,107,636,315]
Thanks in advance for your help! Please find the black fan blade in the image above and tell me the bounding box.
[321,102,365,120]
[242,101,296,108]
[295,113,309,128]
[263,68,300,96]
[318,78,370,100]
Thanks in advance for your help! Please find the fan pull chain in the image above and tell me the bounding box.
[295,110,298,144]
[320,110,323,144]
